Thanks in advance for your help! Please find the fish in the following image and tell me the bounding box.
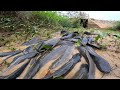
[64,60,83,79]
[84,31,98,35]
[87,37,94,44]
[22,45,34,54]
[17,58,37,79]
[81,37,88,46]
[49,45,75,70]
[22,37,40,46]
[87,43,101,49]
[74,36,82,40]
[23,59,40,79]
[57,40,74,46]
[85,46,111,73]
[22,53,44,79]
[44,53,81,79]
[65,38,78,43]
[87,37,100,49]
[1,52,23,64]
[33,45,68,79]
[78,46,95,79]
[0,50,22,57]
[3,51,38,72]
[73,64,89,79]
[60,33,75,40]
[44,38,60,47]
[0,59,30,79]
[23,43,59,79]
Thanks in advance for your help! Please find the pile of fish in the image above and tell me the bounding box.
[0,30,111,79]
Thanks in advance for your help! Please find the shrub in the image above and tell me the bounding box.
[111,21,120,30]
[32,11,72,28]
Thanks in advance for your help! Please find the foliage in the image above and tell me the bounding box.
[71,18,81,28]
[32,11,72,28]
[111,21,120,30]
[75,39,81,47]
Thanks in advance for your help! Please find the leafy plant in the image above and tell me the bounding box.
[42,45,53,51]
[75,39,81,47]
[95,32,107,42]
[95,35,101,42]
[8,47,16,51]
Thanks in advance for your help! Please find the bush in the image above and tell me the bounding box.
[72,20,80,28]
[114,22,120,30]
[70,18,81,28]
[58,16,72,27]
[112,21,120,30]
[32,11,72,28]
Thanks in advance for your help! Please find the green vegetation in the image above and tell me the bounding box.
[32,11,72,28]
[112,21,120,30]
[0,11,83,47]
[75,39,81,47]
[70,18,81,28]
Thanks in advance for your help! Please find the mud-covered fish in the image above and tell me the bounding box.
[74,36,82,40]
[23,59,40,79]
[23,45,34,54]
[73,64,89,79]
[85,46,111,73]
[65,38,78,43]
[84,31,98,35]
[81,37,88,46]
[44,38,60,47]
[0,50,22,57]
[4,51,38,72]
[87,37,94,44]
[0,59,30,79]
[32,45,68,79]
[17,58,36,79]
[60,32,77,40]
[49,45,75,70]
[44,53,81,79]
[0,52,23,66]
[87,37,100,49]
[78,46,95,79]
[87,43,101,49]
[57,40,74,46]
[23,53,44,79]
[22,37,41,46]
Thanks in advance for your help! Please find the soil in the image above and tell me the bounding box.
[88,19,116,29]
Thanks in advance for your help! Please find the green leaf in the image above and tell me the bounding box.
[75,39,81,47]
[42,45,53,50]
[95,35,101,42]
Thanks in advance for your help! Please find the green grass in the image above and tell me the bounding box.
[32,11,72,28]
